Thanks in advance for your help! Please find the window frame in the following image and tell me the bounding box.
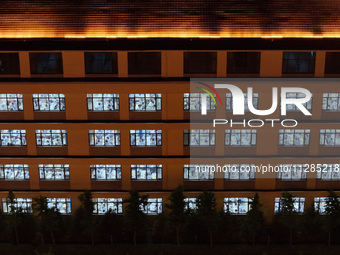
[87,93,120,112]
[131,164,162,180]
[84,52,118,75]
[227,52,261,75]
[322,93,340,111]
[0,130,26,146]
[226,93,258,112]
[46,198,72,214]
[38,164,70,181]
[278,129,310,146]
[316,164,340,180]
[183,52,217,75]
[183,93,216,112]
[224,164,256,180]
[284,93,313,112]
[141,198,163,215]
[35,129,68,147]
[183,164,215,180]
[129,94,162,111]
[320,129,340,146]
[184,198,197,210]
[90,164,122,180]
[0,53,20,75]
[282,51,316,74]
[33,94,65,112]
[1,198,32,213]
[183,129,216,146]
[93,198,123,214]
[274,197,305,214]
[225,129,257,146]
[276,164,308,180]
[29,52,63,75]
[130,130,162,147]
[0,164,29,180]
[88,130,121,147]
[223,197,251,215]
[0,94,23,111]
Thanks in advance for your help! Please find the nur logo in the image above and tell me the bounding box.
[197,83,312,116]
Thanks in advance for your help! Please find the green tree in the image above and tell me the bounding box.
[243,193,264,246]
[196,191,217,247]
[6,190,22,244]
[75,190,96,246]
[324,190,340,246]
[33,196,62,246]
[276,191,298,248]
[124,190,148,246]
[99,209,123,245]
[166,185,186,247]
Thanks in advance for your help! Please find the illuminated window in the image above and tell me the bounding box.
[87,94,119,111]
[285,93,312,111]
[1,198,32,213]
[225,130,257,146]
[314,197,328,214]
[316,164,340,180]
[183,93,216,111]
[282,52,315,74]
[276,164,307,180]
[93,198,123,214]
[226,93,258,111]
[184,52,217,74]
[0,164,29,180]
[38,164,69,180]
[320,129,340,146]
[128,52,161,75]
[183,129,215,146]
[29,52,63,74]
[33,94,65,111]
[183,164,215,180]
[47,198,71,214]
[325,52,340,74]
[129,94,162,111]
[35,130,67,146]
[88,130,120,146]
[227,52,261,74]
[0,53,20,74]
[224,164,255,180]
[224,198,251,214]
[131,165,162,180]
[322,93,340,111]
[274,197,305,214]
[278,129,310,146]
[84,52,118,74]
[184,198,197,210]
[130,130,162,146]
[0,130,26,146]
[142,198,162,215]
[0,94,23,111]
[90,165,122,180]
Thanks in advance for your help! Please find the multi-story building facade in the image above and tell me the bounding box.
[0,1,340,221]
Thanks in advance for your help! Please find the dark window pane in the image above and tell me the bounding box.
[227,52,260,74]
[29,52,63,74]
[85,52,118,74]
[128,52,161,75]
[184,52,217,74]
[282,52,315,74]
[0,53,20,74]
[325,52,340,74]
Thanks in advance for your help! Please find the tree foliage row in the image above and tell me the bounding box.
[1,188,340,247]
